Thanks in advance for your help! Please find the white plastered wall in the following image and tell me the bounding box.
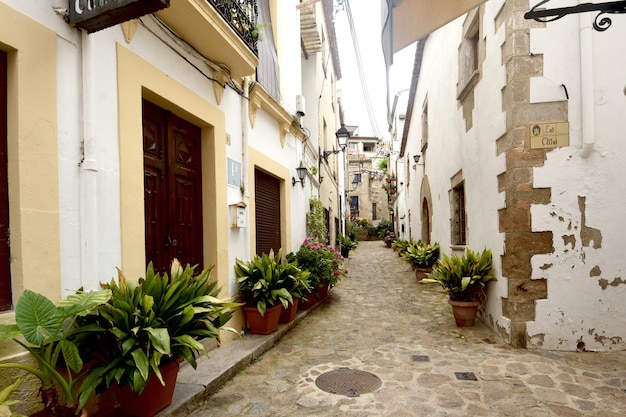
[527,2,626,351]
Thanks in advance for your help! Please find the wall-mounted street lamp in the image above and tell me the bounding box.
[412,154,425,169]
[292,161,307,187]
[524,0,626,32]
[322,123,351,160]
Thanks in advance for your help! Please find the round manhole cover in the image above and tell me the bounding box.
[315,368,382,397]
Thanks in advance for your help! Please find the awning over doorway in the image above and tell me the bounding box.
[382,0,487,64]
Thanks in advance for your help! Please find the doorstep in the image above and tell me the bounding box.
[155,301,323,416]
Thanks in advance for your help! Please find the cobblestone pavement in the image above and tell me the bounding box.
[188,241,626,416]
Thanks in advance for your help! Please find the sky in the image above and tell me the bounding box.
[333,0,416,141]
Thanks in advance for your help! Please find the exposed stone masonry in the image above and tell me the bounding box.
[495,1,564,347]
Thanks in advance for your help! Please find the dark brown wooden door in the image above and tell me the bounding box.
[254,169,281,255]
[143,100,203,272]
[0,50,10,310]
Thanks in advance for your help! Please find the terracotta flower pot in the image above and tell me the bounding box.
[414,266,432,282]
[317,282,330,299]
[243,304,282,335]
[117,359,179,417]
[448,299,481,327]
[385,241,392,248]
[279,298,299,323]
[298,289,319,310]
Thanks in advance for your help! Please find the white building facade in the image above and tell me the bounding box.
[0,2,343,408]
[395,0,626,351]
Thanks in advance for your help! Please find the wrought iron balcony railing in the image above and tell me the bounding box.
[209,0,258,54]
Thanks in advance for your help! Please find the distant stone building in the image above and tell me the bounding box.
[346,136,387,224]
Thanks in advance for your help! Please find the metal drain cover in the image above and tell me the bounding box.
[455,372,478,381]
[315,368,382,397]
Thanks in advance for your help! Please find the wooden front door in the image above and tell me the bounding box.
[142,100,203,272]
[0,50,10,310]
[254,169,281,255]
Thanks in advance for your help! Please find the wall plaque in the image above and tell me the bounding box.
[530,122,569,149]
[69,0,170,33]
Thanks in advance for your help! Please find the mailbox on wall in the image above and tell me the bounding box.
[230,202,247,228]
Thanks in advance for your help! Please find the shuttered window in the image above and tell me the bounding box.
[255,169,281,255]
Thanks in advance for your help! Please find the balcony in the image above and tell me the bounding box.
[155,0,259,78]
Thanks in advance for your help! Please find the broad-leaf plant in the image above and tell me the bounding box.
[0,289,112,414]
[79,260,240,398]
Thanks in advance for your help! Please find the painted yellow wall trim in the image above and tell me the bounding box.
[0,3,60,304]
[116,44,229,288]
[248,83,307,146]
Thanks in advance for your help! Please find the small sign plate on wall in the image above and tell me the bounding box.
[529,122,569,149]
[227,158,241,188]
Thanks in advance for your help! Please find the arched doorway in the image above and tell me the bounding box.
[421,198,431,244]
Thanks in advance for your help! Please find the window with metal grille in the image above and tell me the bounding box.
[350,196,359,213]
[363,143,375,152]
[452,183,466,245]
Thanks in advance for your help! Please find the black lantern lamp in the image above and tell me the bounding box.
[335,123,350,150]
[323,124,351,159]
[292,161,307,187]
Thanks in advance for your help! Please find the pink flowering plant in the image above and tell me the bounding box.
[287,238,348,288]
[383,231,396,243]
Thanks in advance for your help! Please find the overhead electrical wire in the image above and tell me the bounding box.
[343,0,382,139]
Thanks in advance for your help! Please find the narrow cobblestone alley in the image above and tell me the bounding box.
[188,241,626,416]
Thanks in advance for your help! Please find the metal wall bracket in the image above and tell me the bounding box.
[524,0,626,31]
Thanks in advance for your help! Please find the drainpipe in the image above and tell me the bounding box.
[241,76,251,259]
[79,31,98,290]
[579,8,595,158]
[242,77,251,201]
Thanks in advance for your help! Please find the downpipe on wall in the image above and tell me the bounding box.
[79,31,99,289]
[579,7,595,158]
[241,76,251,259]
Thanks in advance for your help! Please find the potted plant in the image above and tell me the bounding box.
[337,233,357,258]
[383,231,396,248]
[234,249,307,334]
[79,260,239,417]
[401,241,440,281]
[422,248,496,327]
[0,289,112,416]
[391,239,410,256]
[279,261,312,323]
[287,238,348,309]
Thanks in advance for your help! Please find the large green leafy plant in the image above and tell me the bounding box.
[234,249,310,316]
[80,260,240,397]
[337,234,357,251]
[401,241,440,269]
[422,248,496,302]
[0,289,112,414]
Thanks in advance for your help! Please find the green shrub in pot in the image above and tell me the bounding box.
[79,259,240,398]
[422,248,495,303]
[234,249,310,315]
[401,241,440,269]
